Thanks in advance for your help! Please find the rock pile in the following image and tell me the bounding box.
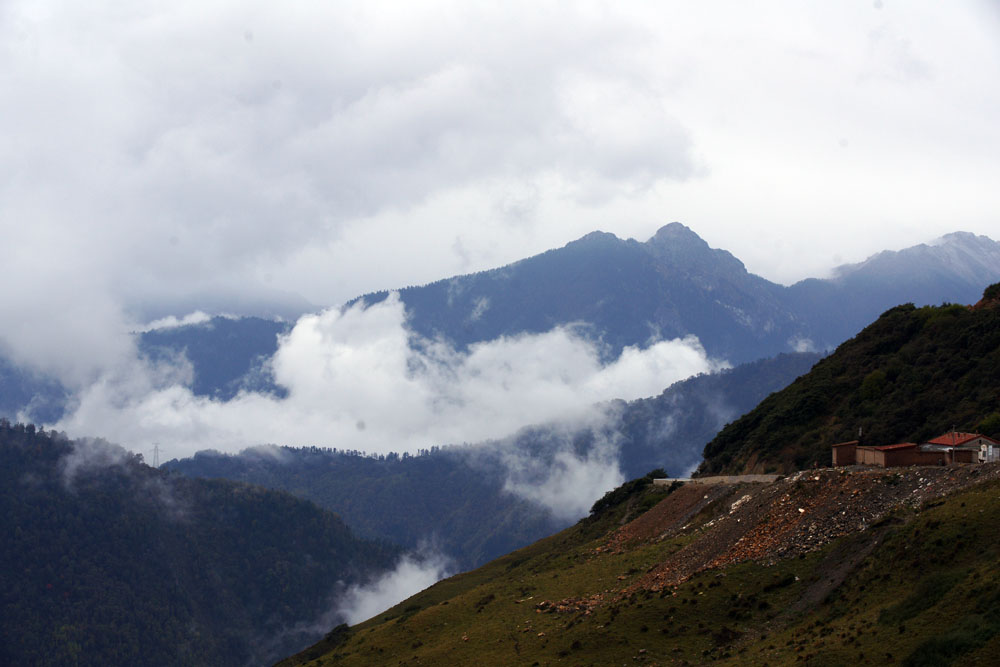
[614,464,1000,594]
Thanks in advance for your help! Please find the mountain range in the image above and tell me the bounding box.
[3,224,999,424]
[352,224,1000,364]
[154,225,999,571]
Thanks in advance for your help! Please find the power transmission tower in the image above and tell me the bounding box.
[152,442,163,468]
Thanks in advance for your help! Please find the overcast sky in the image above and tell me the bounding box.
[5,2,999,317]
[4,1,1000,460]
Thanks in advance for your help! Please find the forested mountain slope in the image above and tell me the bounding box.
[0,424,398,666]
[698,283,1000,475]
[167,445,560,571]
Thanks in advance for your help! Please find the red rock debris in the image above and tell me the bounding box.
[607,464,1000,596]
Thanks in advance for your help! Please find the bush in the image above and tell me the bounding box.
[977,413,1000,439]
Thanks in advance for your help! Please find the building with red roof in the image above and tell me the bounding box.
[835,432,1000,468]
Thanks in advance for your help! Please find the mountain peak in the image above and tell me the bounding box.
[648,222,707,249]
[834,231,1000,287]
[574,230,621,245]
[932,230,989,246]
[644,222,747,275]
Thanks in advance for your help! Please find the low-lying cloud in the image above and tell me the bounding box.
[336,548,453,626]
[56,294,725,459]
[504,445,624,521]
[496,411,626,521]
[58,437,132,488]
[142,311,214,332]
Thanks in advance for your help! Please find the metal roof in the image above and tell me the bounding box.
[871,442,919,451]
[927,432,983,446]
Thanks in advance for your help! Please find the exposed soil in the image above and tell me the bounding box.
[615,464,1000,594]
[600,483,733,552]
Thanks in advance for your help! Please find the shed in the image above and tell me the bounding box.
[831,440,859,466]
[855,443,944,467]
[919,444,975,464]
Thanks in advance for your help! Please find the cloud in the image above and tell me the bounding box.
[56,436,189,522]
[468,296,490,322]
[336,547,453,626]
[5,0,998,443]
[58,437,132,488]
[0,0,707,391]
[789,337,817,354]
[141,311,213,332]
[498,413,626,521]
[54,294,723,459]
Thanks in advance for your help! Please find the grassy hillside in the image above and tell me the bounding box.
[279,465,1000,666]
[699,284,1000,475]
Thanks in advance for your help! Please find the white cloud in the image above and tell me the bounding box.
[142,311,213,332]
[499,416,626,521]
[336,548,453,626]
[55,294,723,459]
[58,437,131,488]
[789,337,817,354]
[509,447,623,521]
[2,0,998,416]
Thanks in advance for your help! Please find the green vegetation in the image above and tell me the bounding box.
[588,468,666,515]
[978,412,1000,439]
[167,445,561,570]
[0,423,399,666]
[700,283,1000,475]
